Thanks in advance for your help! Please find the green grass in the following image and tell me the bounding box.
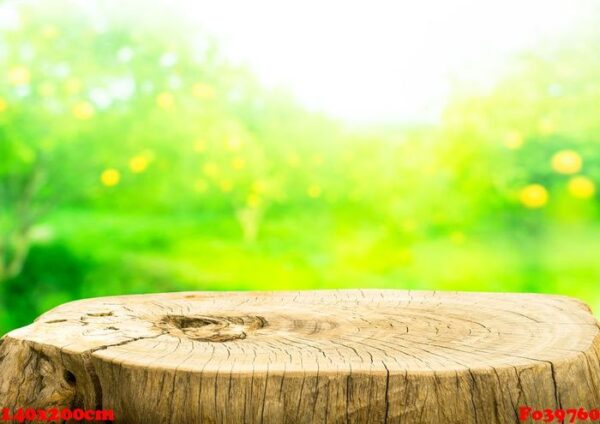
[2,208,598,334]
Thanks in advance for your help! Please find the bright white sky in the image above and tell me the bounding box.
[181,0,595,125]
[0,0,594,124]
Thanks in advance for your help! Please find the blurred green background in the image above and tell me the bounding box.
[2,1,600,333]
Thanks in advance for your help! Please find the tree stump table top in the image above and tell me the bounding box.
[1,289,599,423]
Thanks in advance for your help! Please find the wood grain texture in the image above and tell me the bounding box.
[1,289,599,423]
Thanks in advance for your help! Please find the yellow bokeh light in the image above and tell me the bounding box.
[194,178,208,193]
[72,101,95,120]
[568,176,595,199]
[129,156,149,173]
[551,150,582,175]
[307,184,322,198]
[41,25,59,39]
[38,82,56,97]
[422,164,436,176]
[232,157,245,170]
[0,98,7,113]
[219,180,233,192]
[193,139,207,153]
[156,92,174,109]
[246,193,262,208]
[226,136,242,152]
[203,162,219,177]
[504,131,523,149]
[101,169,120,187]
[538,117,556,135]
[520,184,548,209]
[252,180,266,193]
[65,78,82,95]
[8,66,31,85]
[192,83,215,99]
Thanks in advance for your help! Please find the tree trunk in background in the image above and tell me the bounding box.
[0,228,31,284]
[0,164,46,283]
[1,290,599,423]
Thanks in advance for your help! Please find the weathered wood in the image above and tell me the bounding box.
[1,290,599,423]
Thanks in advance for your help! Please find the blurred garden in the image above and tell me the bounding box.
[2,1,600,333]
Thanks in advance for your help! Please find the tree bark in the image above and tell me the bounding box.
[1,290,599,423]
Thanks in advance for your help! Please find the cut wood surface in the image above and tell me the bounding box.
[1,289,599,423]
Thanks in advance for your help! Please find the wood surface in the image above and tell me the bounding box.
[0,289,599,423]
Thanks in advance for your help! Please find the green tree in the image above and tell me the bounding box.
[0,0,348,282]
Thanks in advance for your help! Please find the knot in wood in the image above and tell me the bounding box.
[158,314,267,342]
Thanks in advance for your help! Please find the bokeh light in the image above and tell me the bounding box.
[503,131,523,149]
[72,102,95,120]
[203,162,219,177]
[129,156,149,173]
[8,66,30,85]
[231,157,245,170]
[100,169,121,187]
[192,83,215,99]
[551,150,582,175]
[194,139,207,153]
[38,82,56,97]
[568,176,596,199]
[538,117,556,135]
[520,184,549,209]
[41,25,59,39]
[307,184,322,198]
[246,193,262,208]
[156,92,174,109]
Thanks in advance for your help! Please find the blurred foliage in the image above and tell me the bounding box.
[1,1,600,333]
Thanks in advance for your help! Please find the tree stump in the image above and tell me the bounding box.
[1,290,599,423]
